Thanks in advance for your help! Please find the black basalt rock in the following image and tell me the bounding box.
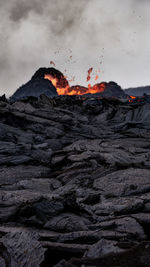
[0,93,150,266]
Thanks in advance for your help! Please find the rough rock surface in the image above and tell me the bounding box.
[0,94,150,266]
[91,81,126,98]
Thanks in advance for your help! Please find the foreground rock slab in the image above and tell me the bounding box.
[0,95,150,266]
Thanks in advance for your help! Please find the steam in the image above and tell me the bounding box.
[0,0,150,96]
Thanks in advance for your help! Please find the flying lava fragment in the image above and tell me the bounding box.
[87,68,93,82]
[50,61,56,67]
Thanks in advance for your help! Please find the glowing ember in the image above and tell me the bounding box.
[95,75,99,81]
[87,68,93,82]
[130,95,136,99]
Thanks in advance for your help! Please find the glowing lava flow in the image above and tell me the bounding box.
[89,83,106,94]
[128,95,136,103]
[44,69,106,95]
[44,74,70,95]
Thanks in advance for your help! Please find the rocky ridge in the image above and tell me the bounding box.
[0,95,150,266]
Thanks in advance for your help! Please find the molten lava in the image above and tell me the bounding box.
[87,68,93,82]
[44,68,106,96]
[91,83,106,94]
[128,95,136,102]
[44,74,69,95]
[130,95,136,99]
[95,75,99,81]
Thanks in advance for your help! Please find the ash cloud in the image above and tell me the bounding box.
[0,0,150,96]
[9,1,44,22]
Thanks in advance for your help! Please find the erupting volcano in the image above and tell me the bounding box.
[44,67,106,95]
[11,67,126,100]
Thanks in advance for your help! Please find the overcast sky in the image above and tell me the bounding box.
[0,0,150,96]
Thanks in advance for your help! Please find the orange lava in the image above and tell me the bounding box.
[87,68,93,82]
[130,95,136,99]
[91,83,106,94]
[66,83,106,96]
[44,74,69,95]
[44,69,106,95]
[95,75,99,81]
[44,74,57,88]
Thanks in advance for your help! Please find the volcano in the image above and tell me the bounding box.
[11,67,126,100]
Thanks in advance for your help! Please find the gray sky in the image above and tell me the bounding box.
[0,0,150,96]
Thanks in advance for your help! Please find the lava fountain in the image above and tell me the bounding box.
[44,67,106,95]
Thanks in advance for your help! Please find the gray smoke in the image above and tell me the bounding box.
[0,0,150,96]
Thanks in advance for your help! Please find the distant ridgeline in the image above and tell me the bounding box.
[125,86,150,96]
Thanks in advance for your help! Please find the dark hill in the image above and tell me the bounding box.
[125,85,150,96]
[11,78,58,100]
[11,67,62,100]
[69,82,127,98]
[94,81,126,98]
